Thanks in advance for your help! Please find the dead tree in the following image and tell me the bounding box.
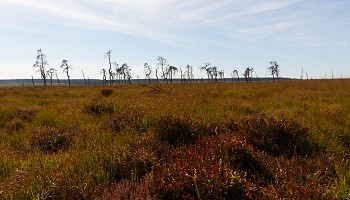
[105,50,114,85]
[144,63,152,83]
[101,69,107,85]
[60,60,72,86]
[200,63,212,82]
[47,68,57,86]
[56,74,60,86]
[166,65,178,84]
[269,61,280,82]
[33,49,48,86]
[157,56,168,83]
[82,70,87,85]
[233,70,239,82]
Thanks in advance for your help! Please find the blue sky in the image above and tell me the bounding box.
[0,0,349,79]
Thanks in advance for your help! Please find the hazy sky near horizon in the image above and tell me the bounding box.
[0,0,349,79]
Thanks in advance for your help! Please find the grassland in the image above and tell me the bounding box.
[0,79,349,199]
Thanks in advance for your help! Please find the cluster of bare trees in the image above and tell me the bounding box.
[33,49,283,86]
[200,63,225,82]
[33,49,74,86]
[101,50,132,85]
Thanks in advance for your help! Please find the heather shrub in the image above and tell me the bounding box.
[16,108,36,121]
[95,173,155,200]
[233,115,317,158]
[153,134,266,199]
[262,154,335,199]
[83,100,115,115]
[0,109,13,128]
[100,89,113,97]
[30,127,77,153]
[154,115,200,147]
[106,110,151,134]
[5,118,24,132]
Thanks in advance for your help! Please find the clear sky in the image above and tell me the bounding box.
[0,0,349,80]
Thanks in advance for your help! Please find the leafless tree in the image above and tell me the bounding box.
[232,70,239,82]
[101,68,107,85]
[157,56,168,83]
[56,74,60,86]
[200,63,212,81]
[105,50,114,85]
[33,49,48,86]
[212,66,218,82]
[243,67,251,82]
[120,63,132,84]
[186,64,194,83]
[144,63,152,83]
[82,70,87,85]
[269,61,280,82]
[218,70,225,82]
[60,60,72,86]
[166,65,178,84]
[47,68,57,86]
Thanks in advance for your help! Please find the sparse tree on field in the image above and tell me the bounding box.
[33,49,49,86]
[120,63,131,84]
[101,68,107,85]
[157,56,168,83]
[47,68,57,86]
[269,61,280,82]
[243,67,250,82]
[31,75,35,86]
[200,63,212,81]
[186,64,193,83]
[212,66,218,82]
[82,70,87,85]
[233,70,239,82]
[60,60,72,86]
[105,50,114,85]
[144,63,152,83]
[166,65,178,84]
[218,70,225,82]
[56,74,60,86]
[249,67,254,82]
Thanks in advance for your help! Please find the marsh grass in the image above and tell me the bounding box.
[0,80,349,199]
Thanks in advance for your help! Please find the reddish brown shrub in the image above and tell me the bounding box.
[100,89,113,97]
[232,115,317,158]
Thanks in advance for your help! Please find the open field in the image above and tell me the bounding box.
[0,80,349,199]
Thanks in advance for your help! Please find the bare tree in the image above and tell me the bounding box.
[56,74,60,86]
[101,68,107,85]
[120,63,131,84]
[269,61,280,82]
[105,50,114,85]
[60,60,72,86]
[144,63,152,83]
[233,70,239,82]
[218,70,225,82]
[249,67,254,82]
[47,68,57,86]
[166,65,178,84]
[82,70,87,85]
[33,49,48,86]
[157,56,168,83]
[186,64,193,83]
[200,63,212,81]
[243,67,251,82]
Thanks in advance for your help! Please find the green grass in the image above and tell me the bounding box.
[0,80,349,199]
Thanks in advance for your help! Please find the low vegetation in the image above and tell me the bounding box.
[0,80,349,199]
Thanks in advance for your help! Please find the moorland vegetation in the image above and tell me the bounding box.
[0,79,349,199]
